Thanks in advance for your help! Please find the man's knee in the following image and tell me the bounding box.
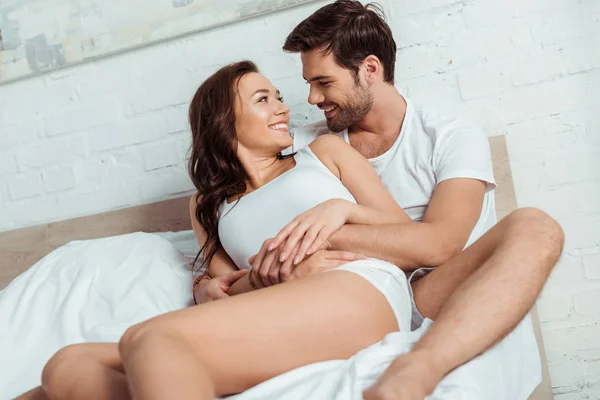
[507,207,565,260]
[508,208,564,242]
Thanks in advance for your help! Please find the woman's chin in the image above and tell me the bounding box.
[276,135,294,150]
[263,130,293,153]
[276,141,293,154]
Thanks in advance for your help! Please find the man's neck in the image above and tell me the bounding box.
[349,85,407,137]
[347,86,407,159]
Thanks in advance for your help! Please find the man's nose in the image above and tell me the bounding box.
[308,86,324,106]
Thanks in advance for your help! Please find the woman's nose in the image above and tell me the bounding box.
[276,102,290,115]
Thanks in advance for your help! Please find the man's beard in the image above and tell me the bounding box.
[326,83,374,133]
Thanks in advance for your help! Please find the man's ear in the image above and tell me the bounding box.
[362,55,382,85]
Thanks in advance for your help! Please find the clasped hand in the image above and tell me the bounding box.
[248,199,366,286]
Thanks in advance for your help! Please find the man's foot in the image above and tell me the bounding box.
[363,350,445,400]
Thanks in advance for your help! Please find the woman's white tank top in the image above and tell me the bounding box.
[218,147,356,270]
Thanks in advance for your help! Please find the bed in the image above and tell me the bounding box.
[0,136,552,399]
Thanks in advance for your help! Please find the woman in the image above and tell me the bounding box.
[18,61,413,400]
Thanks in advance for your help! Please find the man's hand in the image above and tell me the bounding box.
[194,269,249,304]
[249,238,294,287]
[248,199,353,287]
[249,237,333,287]
[249,247,367,286]
[249,237,308,287]
[288,250,368,281]
[269,199,353,265]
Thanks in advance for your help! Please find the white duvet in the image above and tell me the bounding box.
[0,232,541,399]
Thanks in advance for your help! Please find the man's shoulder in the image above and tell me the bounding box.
[414,105,485,143]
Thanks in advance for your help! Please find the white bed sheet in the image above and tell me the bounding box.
[0,232,541,399]
[226,316,541,400]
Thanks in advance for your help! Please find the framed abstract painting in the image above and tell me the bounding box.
[0,0,318,85]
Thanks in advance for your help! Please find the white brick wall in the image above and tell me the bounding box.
[8,172,43,201]
[42,166,76,193]
[0,0,598,396]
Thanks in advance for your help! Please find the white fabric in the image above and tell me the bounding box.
[227,316,541,400]
[333,259,412,333]
[291,98,497,247]
[0,232,541,399]
[219,146,356,270]
[0,232,196,399]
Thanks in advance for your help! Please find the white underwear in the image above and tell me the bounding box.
[332,259,412,333]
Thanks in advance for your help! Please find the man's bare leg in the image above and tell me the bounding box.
[14,387,48,400]
[365,207,564,399]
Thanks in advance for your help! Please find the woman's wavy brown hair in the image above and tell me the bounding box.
[188,61,294,272]
[188,61,258,272]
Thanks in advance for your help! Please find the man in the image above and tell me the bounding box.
[197,1,563,398]
[242,1,564,399]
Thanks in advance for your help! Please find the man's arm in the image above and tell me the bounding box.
[329,178,487,269]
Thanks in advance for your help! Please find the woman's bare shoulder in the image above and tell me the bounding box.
[310,133,345,147]
[306,135,349,178]
[308,134,348,158]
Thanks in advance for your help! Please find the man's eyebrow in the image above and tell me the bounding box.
[303,75,333,82]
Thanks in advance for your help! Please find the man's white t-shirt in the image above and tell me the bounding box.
[291,98,497,247]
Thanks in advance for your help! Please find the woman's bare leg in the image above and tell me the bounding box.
[15,343,129,400]
[25,269,399,400]
[120,331,215,400]
[120,269,399,399]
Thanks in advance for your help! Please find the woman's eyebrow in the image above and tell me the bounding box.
[251,88,270,98]
[251,88,281,98]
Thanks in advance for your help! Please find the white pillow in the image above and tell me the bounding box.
[0,232,193,398]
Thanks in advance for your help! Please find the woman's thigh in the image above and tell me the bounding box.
[137,270,399,395]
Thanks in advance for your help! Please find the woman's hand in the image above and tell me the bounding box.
[269,199,355,266]
[248,240,366,287]
[249,238,291,287]
[194,269,249,303]
[248,199,354,286]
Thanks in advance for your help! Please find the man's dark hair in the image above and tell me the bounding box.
[283,0,396,84]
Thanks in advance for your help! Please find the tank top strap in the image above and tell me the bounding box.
[294,146,331,173]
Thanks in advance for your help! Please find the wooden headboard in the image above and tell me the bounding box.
[0,196,191,289]
[0,135,552,399]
